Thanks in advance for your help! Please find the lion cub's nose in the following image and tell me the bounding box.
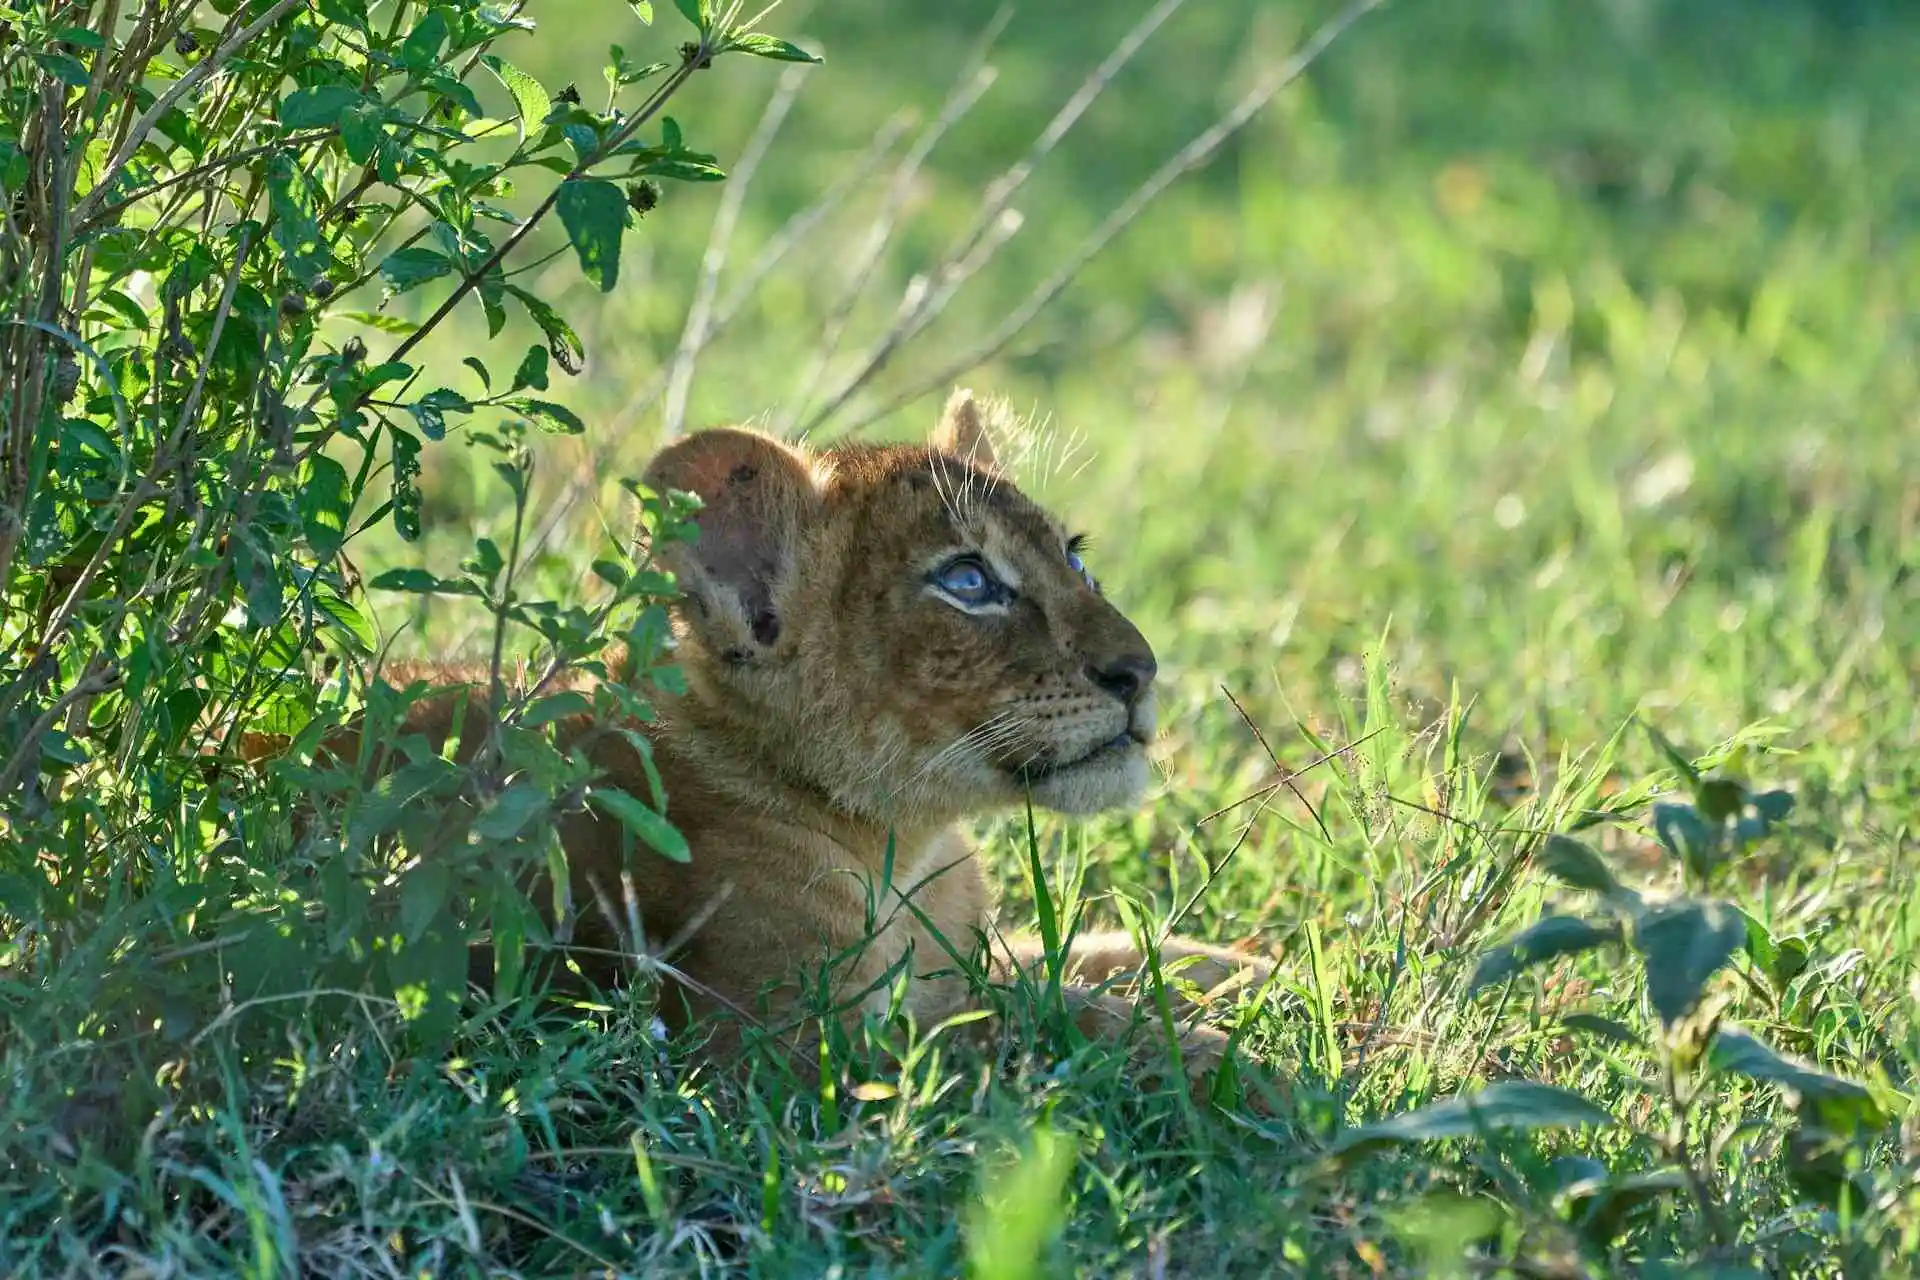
[1088,652,1157,708]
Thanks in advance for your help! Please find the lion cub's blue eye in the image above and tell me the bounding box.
[932,557,1001,606]
[1066,543,1100,592]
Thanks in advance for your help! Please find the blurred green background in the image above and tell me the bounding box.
[364,0,1919,776]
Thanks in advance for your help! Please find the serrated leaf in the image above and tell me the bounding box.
[406,388,471,441]
[1643,722,1700,787]
[1329,1082,1616,1161]
[511,344,549,392]
[523,691,592,728]
[34,52,91,86]
[1652,802,1718,878]
[314,588,373,654]
[588,786,689,862]
[1711,1026,1885,1132]
[300,454,351,557]
[1634,899,1745,1026]
[508,286,585,373]
[399,9,447,68]
[390,426,423,541]
[503,396,586,434]
[369,567,457,594]
[555,178,628,291]
[1470,915,1620,992]
[473,780,549,841]
[280,84,363,129]
[1695,776,1746,824]
[1750,789,1794,823]
[1559,1012,1643,1047]
[483,55,551,137]
[340,101,388,163]
[1535,835,1620,895]
[728,32,820,63]
[379,246,454,292]
[399,859,451,942]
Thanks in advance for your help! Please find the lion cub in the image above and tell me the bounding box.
[365,391,1272,1096]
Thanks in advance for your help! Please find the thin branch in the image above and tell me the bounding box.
[773,8,1011,435]
[661,61,811,442]
[798,0,1190,436]
[70,0,309,228]
[841,0,1386,435]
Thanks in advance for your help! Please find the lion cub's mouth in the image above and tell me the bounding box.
[1011,729,1144,784]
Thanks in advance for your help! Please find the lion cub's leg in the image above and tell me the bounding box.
[995,929,1278,1106]
[1004,929,1273,1012]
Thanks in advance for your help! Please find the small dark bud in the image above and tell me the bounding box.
[555,82,581,105]
[625,180,660,215]
[280,293,308,317]
[174,30,199,56]
[679,42,712,70]
[341,336,366,365]
[311,279,336,300]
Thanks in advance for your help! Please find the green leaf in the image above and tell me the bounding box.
[1534,835,1620,896]
[473,780,549,842]
[299,455,351,557]
[406,388,471,441]
[511,344,549,392]
[280,84,363,129]
[399,9,448,68]
[555,178,629,291]
[1559,1012,1643,1048]
[482,55,551,137]
[1470,915,1620,992]
[340,101,388,164]
[369,567,463,594]
[1642,722,1700,787]
[267,152,329,287]
[508,286,586,374]
[587,785,690,862]
[1710,1026,1886,1131]
[1750,789,1794,823]
[1633,899,1745,1026]
[728,32,820,63]
[390,426,423,541]
[380,247,454,292]
[672,0,709,32]
[1652,802,1719,879]
[34,52,92,86]
[400,859,451,942]
[462,356,492,391]
[1695,777,1746,824]
[1329,1082,1616,1161]
[523,691,591,728]
[502,396,587,435]
[628,0,654,23]
[314,588,374,654]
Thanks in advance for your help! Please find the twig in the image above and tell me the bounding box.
[840,0,1387,434]
[774,9,1010,435]
[70,0,309,228]
[799,0,1191,436]
[661,62,811,441]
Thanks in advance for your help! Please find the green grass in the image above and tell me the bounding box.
[9,0,1920,1273]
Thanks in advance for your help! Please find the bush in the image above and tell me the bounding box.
[0,0,805,1204]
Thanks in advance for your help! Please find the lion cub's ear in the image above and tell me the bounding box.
[930,386,1004,471]
[643,428,822,660]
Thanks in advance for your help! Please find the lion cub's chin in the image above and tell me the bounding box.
[1021,740,1154,816]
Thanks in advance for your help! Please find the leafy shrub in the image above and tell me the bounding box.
[0,0,807,1160]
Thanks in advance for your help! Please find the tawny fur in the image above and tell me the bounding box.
[324,389,1275,1098]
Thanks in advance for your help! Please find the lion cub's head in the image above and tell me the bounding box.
[644,390,1158,825]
